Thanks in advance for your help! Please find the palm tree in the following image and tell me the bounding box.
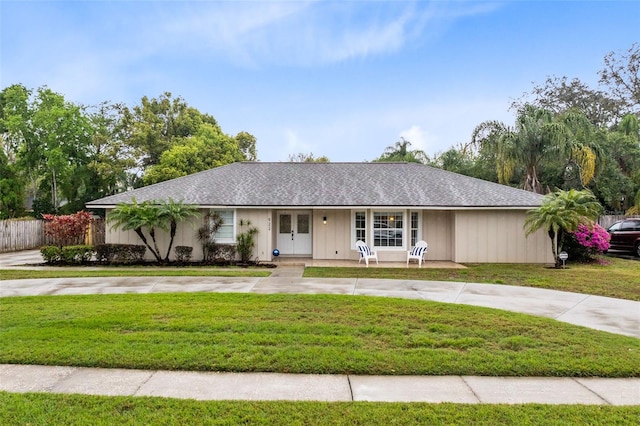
[107,198,166,263]
[472,105,599,194]
[524,189,603,267]
[108,198,200,263]
[158,198,200,262]
[376,137,428,163]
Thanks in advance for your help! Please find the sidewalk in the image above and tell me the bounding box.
[2,364,639,405]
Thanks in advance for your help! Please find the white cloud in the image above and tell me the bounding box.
[399,125,430,151]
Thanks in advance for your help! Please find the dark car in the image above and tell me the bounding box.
[607,218,640,257]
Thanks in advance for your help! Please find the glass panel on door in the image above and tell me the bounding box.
[279,214,291,234]
[297,214,310,234]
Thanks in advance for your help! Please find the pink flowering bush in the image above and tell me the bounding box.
[565,223,610,262]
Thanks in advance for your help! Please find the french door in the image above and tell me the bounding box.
[276,211,312,255]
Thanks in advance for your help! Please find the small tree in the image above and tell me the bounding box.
[157,198,200,262]
[196,211,223,263]
[107,199,166,263]
[236,219,258,264]
[524,189,603,267]
[42,211,92,247]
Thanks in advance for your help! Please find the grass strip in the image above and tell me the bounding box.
[0,268,271,280]
[1,293,638,377]
[304,257,640,301]
[2,393,639,425]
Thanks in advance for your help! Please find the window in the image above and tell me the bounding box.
[355,211,366,243]
[373,211,403,247]
[410,211,420,246]
[213,209,235,243]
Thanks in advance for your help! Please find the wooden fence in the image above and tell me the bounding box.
[0,218,105,253]
[598,215,640,229]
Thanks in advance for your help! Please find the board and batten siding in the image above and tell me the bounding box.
[422,211,453,261]
[312,209,352,260]
[453,210,552,264]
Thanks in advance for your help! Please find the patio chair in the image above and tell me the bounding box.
[407,240,428,268]
[356,240,378,267]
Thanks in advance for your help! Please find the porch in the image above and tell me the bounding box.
[269,258,467,269]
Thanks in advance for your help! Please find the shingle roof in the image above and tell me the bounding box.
[86,162,544,208]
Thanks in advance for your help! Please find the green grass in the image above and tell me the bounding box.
[2,393,639,425]
[2,293,638,377]
[304,257,640,301]
[0,267,271,280]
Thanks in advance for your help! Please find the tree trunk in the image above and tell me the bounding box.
[134,228,162,263]
[164,221,177,262]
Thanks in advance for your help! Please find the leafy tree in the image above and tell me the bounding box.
[0,85,94,213]
[288,152,330,162]
[123,93,224,174]
[524,189,603,268]
[511,76,623,128]
[375,137,427,163]
[235,131,258,161]
[86,101,137,200]
[142,123,249,185]
[599,43,640,114]
[0,147,25,218]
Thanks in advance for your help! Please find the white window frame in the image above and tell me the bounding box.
[351,210,367,249]
[371,210,405,250]
[212,209,236,244]
[410,211,422,247]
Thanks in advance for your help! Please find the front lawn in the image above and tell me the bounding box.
[2,293,638,377]
[304,257,640,301]
[2,393,639,425]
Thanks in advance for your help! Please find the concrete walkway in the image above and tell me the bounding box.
[2,364,639,405]
[1,250,639,404]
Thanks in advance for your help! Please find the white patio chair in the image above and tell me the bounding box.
[356,240,378,267]
[407,240,428,268]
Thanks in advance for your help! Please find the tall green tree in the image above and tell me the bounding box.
[142,123,250,185]
[524,189,603,267]
[1,85,94,213]
[472,106,598,194]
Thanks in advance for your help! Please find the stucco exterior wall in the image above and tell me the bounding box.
[453,210,553,264]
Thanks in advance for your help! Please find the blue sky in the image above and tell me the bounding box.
[1,1,638,162]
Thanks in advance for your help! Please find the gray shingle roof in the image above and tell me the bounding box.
[86,162,544,208]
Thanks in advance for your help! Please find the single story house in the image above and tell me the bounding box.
[86,162,553,264]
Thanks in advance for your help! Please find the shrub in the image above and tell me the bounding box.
[42,211,92,247]
[566,224,611,262]
[174,246,193,263]
[95,244,146,264]
[236,219,258,264]
[60,245,95,264]
[40,246,62,263]
[214,244,237,262]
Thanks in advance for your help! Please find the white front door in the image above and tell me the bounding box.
[277,211,312,255]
